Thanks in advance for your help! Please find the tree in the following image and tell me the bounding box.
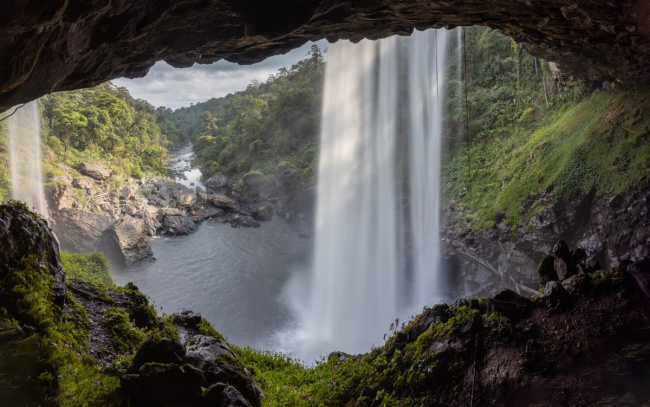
[52,104,88,162]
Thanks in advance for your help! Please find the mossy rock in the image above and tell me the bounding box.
[537,255,559,287]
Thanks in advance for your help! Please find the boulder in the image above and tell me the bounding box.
[0,203,66,308]
[79,162,111,180]
[539,281,572,309]
[139,205,161,236]
[48,184,76,210]
[121,363,204,407]
[128,335,186,373]
[537,255,559,287]
[178,192,197,208]
[252,205,273,221]
[50,209,113,253]
[207,194,235,210]
[167,183,191,200]
[554,258,570,280]
[488,289,532,319]
[231,172,275,204]
[120,185,136,200]
[72,177,94,190]
[195,187,208,204]
[158,207,184,219]
[205,173,229,191]
[163,215,197,236]
[124,205,138,216]
[101,216,152,265]
[184,335,236,370]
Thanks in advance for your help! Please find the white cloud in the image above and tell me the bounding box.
[113,40,328,110]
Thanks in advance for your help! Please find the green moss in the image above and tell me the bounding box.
[197,318,226,342]
[61,251,114,286]
[103,307,147,352]
[445,89,650,229]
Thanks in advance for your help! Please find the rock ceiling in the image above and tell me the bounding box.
[1,0,649,112]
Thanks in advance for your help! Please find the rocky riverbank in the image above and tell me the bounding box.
[441,181,650,299]
[46,157,314,266]
[2,202,649,406]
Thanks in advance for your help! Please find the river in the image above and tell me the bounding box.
[111,146,312,350]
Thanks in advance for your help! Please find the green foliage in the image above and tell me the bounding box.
[445,88,650,228]
[177,45,324,179]
[40,82,176,183]
[60,251,114,286]
[103,307,148,352]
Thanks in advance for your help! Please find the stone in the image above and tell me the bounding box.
[128,335,187,374]
[218,385,251,407]
[79,162,111,180]
[178,192,197,208]
[252,205,273,221]
[158,207,184,218]
[554,258,571,280]
[139,205,161,236]
[50,209,112,253]
[488,289,532,319]
[561,274,592,295]
[101,216,152,265]
[0,203,66,308]
[167,183,191,200]
[184,335,237,370]
[539,281,572,309]
[207,194,236,210]
[231,172,275,204]
[72,177,94,190]
[51,175,72,183]
[537,255,559,287]
[124,205,138,216]
[205,173,229,191]
[196,187,208,204]
[47,184,77,210]
[162,215,197,236]
[120,185,136,200]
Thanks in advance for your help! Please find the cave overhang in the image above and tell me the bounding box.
[1,0,649,112]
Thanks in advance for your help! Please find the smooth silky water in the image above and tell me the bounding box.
[6,100,47,217]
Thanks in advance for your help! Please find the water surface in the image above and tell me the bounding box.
[112,201,311,349]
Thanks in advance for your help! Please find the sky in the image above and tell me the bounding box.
[113,40,328,110]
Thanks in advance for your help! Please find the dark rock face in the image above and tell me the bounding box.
[122,316,261,407]
[50,208,113,253]
[47,183,76,210]
[443,186,650,296]
[100,215,153,265]
[162,214,198,236]
[2,0,648,112]
[0,203,66,308]
[205,173,230,191]
[232,172,275,204]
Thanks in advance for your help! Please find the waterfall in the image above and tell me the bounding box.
[293,29,453,358]
[409,29,449,307]
[6,101,47,217]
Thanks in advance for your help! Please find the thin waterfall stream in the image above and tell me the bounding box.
[6,101,47,217]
